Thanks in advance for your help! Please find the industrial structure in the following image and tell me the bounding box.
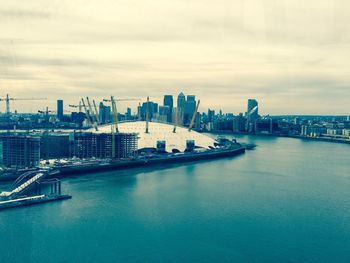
[0,94,46,116]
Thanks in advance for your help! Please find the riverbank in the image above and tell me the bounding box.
[204,130,350,145]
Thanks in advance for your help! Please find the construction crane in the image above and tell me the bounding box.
[38,108,69,115]
[38,108,52,114]
[38,107,69,116]
[188,99,200,132]
[103,98,140,103]
[0,94,47,115]
[69,102,82,113]
[38,107,52,122]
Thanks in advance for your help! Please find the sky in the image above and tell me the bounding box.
[0,0,349,115]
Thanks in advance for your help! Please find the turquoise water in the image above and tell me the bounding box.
[1,135,350,262]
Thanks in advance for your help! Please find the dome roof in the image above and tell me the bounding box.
[92,121,216,152]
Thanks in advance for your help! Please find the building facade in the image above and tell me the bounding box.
[70,132,138,159]
[184,95,196,126]
[0,134,41,168]
[163,95,173,123]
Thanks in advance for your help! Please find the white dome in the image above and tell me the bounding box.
[92,121,216,152]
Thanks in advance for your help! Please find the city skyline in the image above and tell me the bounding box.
[0,93,349,117]
[1,0,350,114]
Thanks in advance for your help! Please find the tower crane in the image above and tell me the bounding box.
[38,108,52,115]
[69,102,82,113]
[38,108,69,117]
[0,94,47,115]
[38,107,52,122]
[38,108,69,115]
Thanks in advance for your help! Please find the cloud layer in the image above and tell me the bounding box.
[0,0,349,114]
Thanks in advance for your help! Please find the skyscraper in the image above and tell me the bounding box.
[140,100,158,121]
[246,99,259,132]
[184,95,196,126]
[163,95,173,123]
[177,92,186,125]
[247,99,258,116]
[57,99,63,120]
[99,102,111,124]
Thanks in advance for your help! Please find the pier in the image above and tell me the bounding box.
[0,170,71,210]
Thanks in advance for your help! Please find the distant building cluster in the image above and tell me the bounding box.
[137,93,199,127]
[0,93,349,170]
[0,93,202,130]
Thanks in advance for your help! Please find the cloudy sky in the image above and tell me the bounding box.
[0,0,349,115]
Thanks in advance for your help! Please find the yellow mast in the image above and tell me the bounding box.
[93,99,100,124]
[188,99,200,131]
[145,96,149,133]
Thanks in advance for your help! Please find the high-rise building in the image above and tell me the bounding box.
[184,95,196,126]
[99,102,111,124]
[57,99,64,120]
[140,101,158,121]
[177,92,186,125]
[247,99,258,118]
[163,95,173,123]
[246,99,259,132]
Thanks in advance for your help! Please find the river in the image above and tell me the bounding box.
[1,135,350,262]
